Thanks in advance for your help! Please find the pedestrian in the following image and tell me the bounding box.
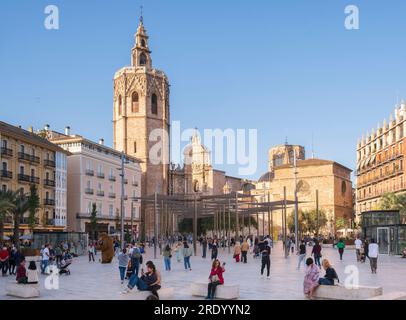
[337,239,345,261]
[175,241,183,263]
[311,240,322,268]
[285,237,291,257]
[163,244,172,271]
[297,240,307,270]
[88,243,95,262]
[16,259,28,284]
[182,242,193,271]
[118,248,130,284]
[202,237,208,259]
[123,261,161,298]
[368,239,379,274]
[318,259,339,286]
[0,246,9,277]
[40,244,50,274]
[241,239,249,263]
[233,242,241,263]
[8,245,17,275]
[291,237,295,254]
[211,241,218,261]
[303,257,320,299]
[130,245,142,277]
[363,239,369,260]
[354,237,362,262]
[206,259,225,300]
[55,244,63,266]
[258,237,271,279]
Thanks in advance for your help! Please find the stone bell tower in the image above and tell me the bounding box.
[113,15,170,234]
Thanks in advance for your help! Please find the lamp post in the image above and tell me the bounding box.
[293,152,299,251]
[118,152,129,250]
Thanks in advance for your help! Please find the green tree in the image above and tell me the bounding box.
[27,184,40,234]
[335,217,347,230]
[377,192,406,223]
[287,209,328,235]
[90,203,98,240]
[11,191,30,249]
[0,190,16,242]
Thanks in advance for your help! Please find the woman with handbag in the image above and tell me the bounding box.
[233,242,241,262]
[163,244,172,271]
[206,259,225,300]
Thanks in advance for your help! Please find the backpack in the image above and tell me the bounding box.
[132,248,141,260]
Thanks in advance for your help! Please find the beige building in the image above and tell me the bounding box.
[49,128,141,237]
[254,144,353,235]
[0,121,69,234]
[356,102,406,215]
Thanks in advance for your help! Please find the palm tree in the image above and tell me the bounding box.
[0,190,16,242]
[12,191,29,249]
[27,184,40,234]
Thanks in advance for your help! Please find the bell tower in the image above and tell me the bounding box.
[113,14,170,235]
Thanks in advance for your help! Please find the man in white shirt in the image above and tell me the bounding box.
[41,244,50,274]
[354,237,363,262]
[368,239,379,274]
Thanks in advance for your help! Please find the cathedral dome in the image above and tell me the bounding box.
[258,171,274,183]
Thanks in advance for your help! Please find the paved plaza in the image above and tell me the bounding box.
[1,242,405,300]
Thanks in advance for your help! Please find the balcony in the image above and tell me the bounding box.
[97,172,105,179]
[108,193,116,199]
[1,147,12,157]
[108,175,116,182]
[97,190,105,197]
[1,170,12,179]
[45,219,55,226]
[85,188,94,195]
[18,152,40,164]
[132,181,139,187]
[44,198,55,206]
[44,159,56,168]
[19,217,39,225]
[18,174,40,184]
[44,179,55,187]
[85,169,94,176]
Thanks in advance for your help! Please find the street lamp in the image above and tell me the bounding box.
[117,151,130,250]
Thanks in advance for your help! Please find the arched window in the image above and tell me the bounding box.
[118,95,122,116]
[139,53,147,66]
[151,94,158,115]
[141,39,146,47]
[131,92,139,113]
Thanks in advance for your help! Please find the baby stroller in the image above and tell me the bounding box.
[359,248,366,263]
[59,256,72,275]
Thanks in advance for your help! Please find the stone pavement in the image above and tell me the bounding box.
[1,241,405,300]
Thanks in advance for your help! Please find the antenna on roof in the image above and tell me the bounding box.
[285,136,288,145]
[311,134,315,159]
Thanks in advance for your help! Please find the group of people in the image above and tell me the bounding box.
[0,244,24,277]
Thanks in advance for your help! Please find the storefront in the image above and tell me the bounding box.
[360,210,406,255]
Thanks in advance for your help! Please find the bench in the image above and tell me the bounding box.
[367,291,406,300]
[191,282,239,300]
[313,285,382,300]
[6,283,40,299]
[132,288,175,300]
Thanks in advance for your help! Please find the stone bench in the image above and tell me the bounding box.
[314,285,382,300]
[132,288,175,300]
[6,283,40,299]
[191,282,239,300]
[366,291,406,300]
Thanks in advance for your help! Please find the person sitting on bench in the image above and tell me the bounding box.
[16,260,28,284]
[318,259,339,286]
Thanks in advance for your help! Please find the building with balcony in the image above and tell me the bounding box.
[0,121,69,234]
[49,128,141,238]
[356,102,406,216]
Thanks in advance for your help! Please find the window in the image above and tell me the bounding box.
[20,166,24,175]
[2,162,7,171]
[2,185,6,192]
[341,181,347,195]
[400,142,404,153]
[109,204,113,217]
[98,183,102,191]
[87,180,91,189]
[151,94,158,115]
[141,39,146,47]
[140,53,147,66]
[31,168,35,177]
[118,95,122,116]
[20,145,25,153]
[134,141,137,153]
[45,191,49,200]
[2,140,7,148]
[131,92,139,113]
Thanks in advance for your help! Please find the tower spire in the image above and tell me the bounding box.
[140,5,143,23]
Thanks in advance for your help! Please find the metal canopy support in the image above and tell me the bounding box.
[235,192,239,239]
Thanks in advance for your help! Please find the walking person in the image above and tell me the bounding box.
[55,244,63,266]
[297,240,307,270]
[233,242,241,263]
[205,259,225,300]
[363,239,369,260]
[163,244,172,271]
[88,243,95,262]
[368,239,379,274]
[337,239,345,261]
[303,258,320,299]
[118,248,130,284]
[40,244,50,274]
[311,240,322,268]
[175,241,183,263]
[0,246,9,277]
[211,241,218,261]
[8,245,17,275]
[182,242,193,271]
[202,237,208,259]
[354,237,362,262]
[258,237,271,279]
[130,245,142,277]
[241,239,249,263]
[318,259,339,285]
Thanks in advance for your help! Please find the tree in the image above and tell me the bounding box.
[0,190,16,243]
[11,191,29,249]
[335,217,347,230]
[27,184,40,234]
[377,192,406,223]
[90,203,98,240]
[287,209,328,236]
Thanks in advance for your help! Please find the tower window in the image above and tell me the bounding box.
[140,53,147,66]
[132,92,139,113]
[151,94,158,115]
[134,141,137,153]
[141,39,146,47]
[118,95,122,116]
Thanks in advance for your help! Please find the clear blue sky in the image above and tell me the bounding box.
[2,0,406,181]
